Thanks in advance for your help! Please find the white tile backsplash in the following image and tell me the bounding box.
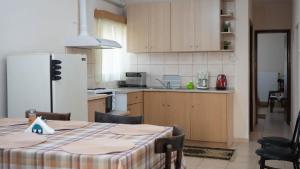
[193,52,207,64]
[137,53,150,64]
[207,52,223,64]
[137,64,150,73]
[193,64,208,77]
[164,53,179,64]
[150,53,164,64]
[208,64,223,76]
[179,65,193,76]
[138,51,234,88]
[150,65,164,76]
[85,51,235,88]
[164,65,179,74]
[179,53,193,64]
[127,53,138,64]
[223,64,235,76]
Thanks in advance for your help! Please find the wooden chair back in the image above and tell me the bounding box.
[155,126,185,169]
[25,111,71,121]
[94,112,143,124]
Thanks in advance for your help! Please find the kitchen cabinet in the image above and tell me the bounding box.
[128,103,143,116]
[194,0,220,51]
[171,0,195,51]
[127,2,171,52]
[144,92,190,139]
[127,92,144,116]
[144,92,166,125]
[127,3,149,52]
[190,93,231,142]
[149,2,171,52]
[144,91,233,145]
[88,98,106,122]
[171,0,221,51]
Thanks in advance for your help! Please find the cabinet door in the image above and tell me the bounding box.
[127,92,143,105]
[194,0,220,51]
[144,92,165,125]
[190,93,227,142]
[88,99,106,122]
[128,103,144,116]
[149,2,171,52]
[171,0,195,51]
[164,92,190,139]
[127,3,149,52]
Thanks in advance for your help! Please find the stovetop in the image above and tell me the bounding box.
[88,88,114,94]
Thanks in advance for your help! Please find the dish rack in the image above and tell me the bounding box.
[163,75,181,89]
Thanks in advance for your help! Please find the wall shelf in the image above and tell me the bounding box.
[221,32,234,35]
[220,14,234,18]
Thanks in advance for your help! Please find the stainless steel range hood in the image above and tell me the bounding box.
[64,0,121,49]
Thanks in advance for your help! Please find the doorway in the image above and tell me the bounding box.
[250,30,291,132]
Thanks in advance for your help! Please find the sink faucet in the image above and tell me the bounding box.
[155,78,171,89]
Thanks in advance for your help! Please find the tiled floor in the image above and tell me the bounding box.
[184,106,293,169]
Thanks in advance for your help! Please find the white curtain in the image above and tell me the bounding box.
[96,18,128,82]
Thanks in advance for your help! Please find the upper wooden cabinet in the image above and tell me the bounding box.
[127,3,149,52]
[194,0,221,51]
[171,0,221,51]
[127,2,171,53]
[171,0,195,51]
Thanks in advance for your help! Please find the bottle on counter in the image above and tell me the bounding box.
[26,109,37,124]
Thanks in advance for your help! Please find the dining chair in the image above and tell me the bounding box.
[257,111,300,148]
[268,78,285,113]
[256,115,300,169]
[25,111,71,121]
[94,112,143,124]
[154,126,185,169]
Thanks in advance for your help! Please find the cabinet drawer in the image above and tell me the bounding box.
[128,103,144,116]
[88,99,106,122]
[127,92,143,105]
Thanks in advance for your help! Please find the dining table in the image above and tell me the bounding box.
[0,118,173,169]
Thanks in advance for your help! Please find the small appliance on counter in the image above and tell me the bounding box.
[197,72,209,90]
[216,74,227,90]
[122,72,147,88]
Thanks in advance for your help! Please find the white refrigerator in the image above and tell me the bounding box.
[7,53,88,121]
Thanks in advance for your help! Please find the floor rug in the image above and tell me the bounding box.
[183,146,235,160]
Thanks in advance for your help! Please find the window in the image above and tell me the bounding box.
[95,18,128,82]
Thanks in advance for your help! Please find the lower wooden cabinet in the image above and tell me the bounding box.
[144,92,190,139]
[127,92,144,116]
[128,103,143,116]
[190,93,232,143]
[88,98,106,122]
[144,91,233,145]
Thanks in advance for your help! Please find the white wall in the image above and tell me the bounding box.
[291,0,300,129]
[253,0,292,30]
[257,33,287,102]
[233,0,250,140]
[0,0,123,118]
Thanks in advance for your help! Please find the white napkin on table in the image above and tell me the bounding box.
[25,117,55,135]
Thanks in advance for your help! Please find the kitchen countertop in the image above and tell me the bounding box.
[87,94,108,101]
[113,87,234,94]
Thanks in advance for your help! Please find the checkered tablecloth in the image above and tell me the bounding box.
[0,121,173,169]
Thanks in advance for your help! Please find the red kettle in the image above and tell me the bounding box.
[216,74,227,90]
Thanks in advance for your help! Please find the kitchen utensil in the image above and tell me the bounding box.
[216,74,227,90]
[197,72,209,90]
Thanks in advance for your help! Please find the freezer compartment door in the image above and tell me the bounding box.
[7,53,51,118]
[52,54,87,121]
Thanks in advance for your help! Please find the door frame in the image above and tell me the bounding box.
[252,29,291,126]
